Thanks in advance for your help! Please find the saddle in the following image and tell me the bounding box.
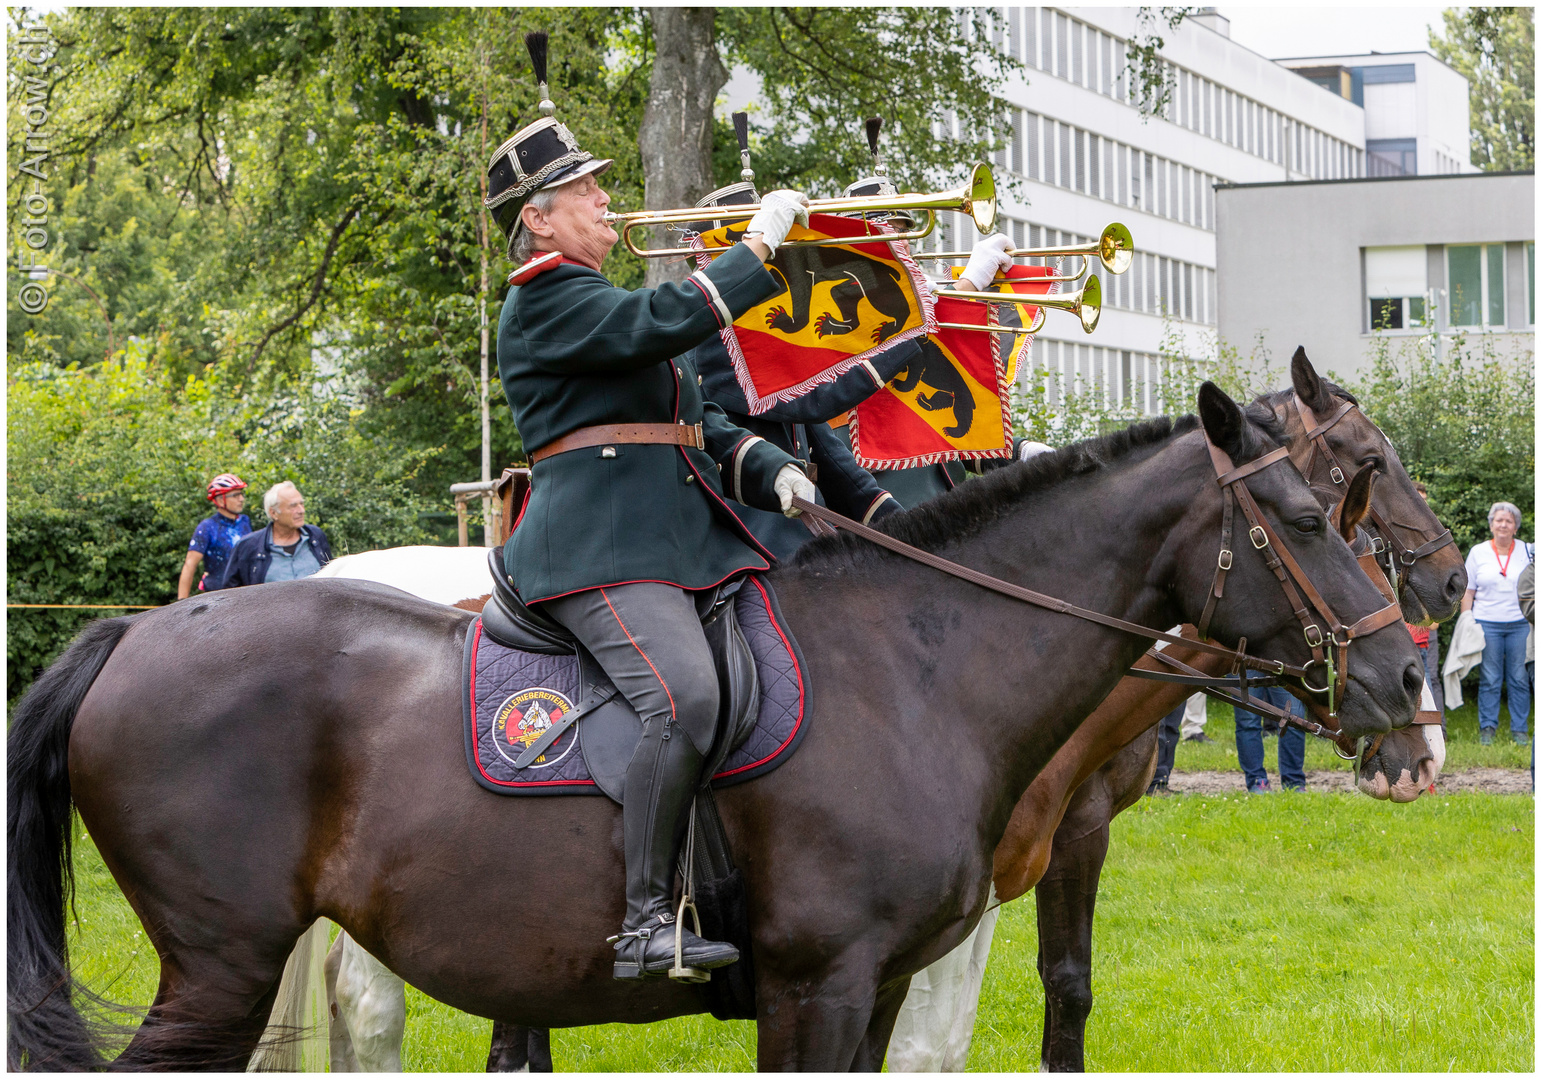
[476,548,770,797]
[467,549,805,1018]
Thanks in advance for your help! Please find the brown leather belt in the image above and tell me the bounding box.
[528,422,704,464]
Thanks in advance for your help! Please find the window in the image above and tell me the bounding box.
[1365,246,1426,330]
[1072,19,1083,86]
[1075,128,1086,191]
[1027,113,1040,180]
[1529,242,1535,324]
[1446,244,1506,327]
[1055,12,1068,79]
[1058,122,1071,188]
[1024,5,1037,66]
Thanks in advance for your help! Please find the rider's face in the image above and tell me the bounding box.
[522,175,616,271]
[215,492,246,516]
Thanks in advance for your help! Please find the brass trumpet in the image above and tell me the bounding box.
[927,222,1134,282]
[935,273,1102,335]
[605,163,997,258]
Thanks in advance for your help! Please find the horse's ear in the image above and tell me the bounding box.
[1337,464,1377,542]
[1290,346,1333,414]
[1197,381,1247,459]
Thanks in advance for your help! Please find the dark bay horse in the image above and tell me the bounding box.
[8,385,1424,1070]
[998,349,1467,1072]
[480,352,1464,1073]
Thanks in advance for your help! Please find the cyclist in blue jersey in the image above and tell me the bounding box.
[178,473,253,598]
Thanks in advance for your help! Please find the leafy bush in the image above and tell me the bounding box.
[7,349,436,702]
[1341,331,1534,555]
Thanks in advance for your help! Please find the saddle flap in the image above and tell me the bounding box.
[481,547,577,654]
[702,597,760,777]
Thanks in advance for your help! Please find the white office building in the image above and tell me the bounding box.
[1275,52,1476,179]
[910,7,1474,416]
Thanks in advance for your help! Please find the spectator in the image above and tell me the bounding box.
[1461,501,1531,746]
[221,481,333,588]
[1406,482,1445,727]
[178,473,252,599]
[1180,692,1212,743]
[1235,687,1307,794]
[1147,700,1184,796]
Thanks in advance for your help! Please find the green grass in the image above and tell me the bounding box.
[62,791,1532,1071]
[1171,695,1530,776]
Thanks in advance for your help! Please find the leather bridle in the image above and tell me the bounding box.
[1290,393,1456,595]
[789,424,1404,753]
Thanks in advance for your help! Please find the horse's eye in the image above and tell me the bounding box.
[1294,517,1321,535]
[1359,456,1384,472]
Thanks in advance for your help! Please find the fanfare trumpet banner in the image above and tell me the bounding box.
[693,214,937,416]
[849,265,1057,470]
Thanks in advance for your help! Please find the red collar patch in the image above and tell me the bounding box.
[507,250,565,286]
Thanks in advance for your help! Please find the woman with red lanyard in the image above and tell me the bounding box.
[1462,500,1532,745]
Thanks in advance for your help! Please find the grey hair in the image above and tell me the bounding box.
[510,186,563,264]
[1488,501,1523,530]
[264,480,301,519]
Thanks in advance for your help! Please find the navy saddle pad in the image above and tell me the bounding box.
[463,576,807,798]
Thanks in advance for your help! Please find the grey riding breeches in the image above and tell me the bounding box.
[540,581,719,755]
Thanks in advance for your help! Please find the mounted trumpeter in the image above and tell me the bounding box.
[488,31,817,980]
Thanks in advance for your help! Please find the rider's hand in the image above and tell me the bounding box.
[957,233,1015,291]
[774,464,817,518]
[745,191,811,258]
[1016,439,1054,462]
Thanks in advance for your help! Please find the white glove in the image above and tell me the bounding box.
[957,233,1015,291]
[745,190,811,257]
[773,463,817,518]
[1016,439,1054,462]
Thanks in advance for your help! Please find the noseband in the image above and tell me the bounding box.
[1291,393,1456,592]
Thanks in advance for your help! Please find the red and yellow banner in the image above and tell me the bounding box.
[849,265,1058,470]
[695,213,936,415]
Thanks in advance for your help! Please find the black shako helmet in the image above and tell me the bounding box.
[484,32,613,260]
[844,117,913,229]
[683,112,758,237]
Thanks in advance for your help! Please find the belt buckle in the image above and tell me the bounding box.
[692,422,703,450]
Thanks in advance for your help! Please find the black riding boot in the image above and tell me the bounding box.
[610,717,739,980]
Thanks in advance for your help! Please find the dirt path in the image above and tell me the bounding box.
[1166,767,1533,796]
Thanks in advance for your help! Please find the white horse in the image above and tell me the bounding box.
[264,546,494,1072]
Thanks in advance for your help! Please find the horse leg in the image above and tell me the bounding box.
[755,962,883,1071]
[333,932,406,1072]
[526,1027,552,1072]
[1034,779,1112,1073]
[113,945,292,1070]
[486,1024,552,1072]
[847,976,913,1072]
[884,902,1000,1072]
[325,932,362,1072]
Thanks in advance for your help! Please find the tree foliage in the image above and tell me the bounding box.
[7,348,438,702]
[1430,6,1534,171]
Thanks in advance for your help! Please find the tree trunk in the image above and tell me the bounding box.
[639,7,727,287]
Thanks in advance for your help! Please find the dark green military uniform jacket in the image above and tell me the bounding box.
[497,242,797,603]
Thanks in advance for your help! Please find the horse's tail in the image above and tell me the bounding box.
[7,616,135,1071]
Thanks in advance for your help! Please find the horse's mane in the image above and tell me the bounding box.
[790,402,1294,571]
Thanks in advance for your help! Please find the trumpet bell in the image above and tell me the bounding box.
[965,162,996,234]
[1098,223,1134,276]
[937,271,1102,335]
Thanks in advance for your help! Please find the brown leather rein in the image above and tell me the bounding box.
[790,426,1404,753]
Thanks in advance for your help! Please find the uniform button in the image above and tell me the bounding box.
[698,375,703,385]
[685,474,696,484]
[676,366,683,377]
